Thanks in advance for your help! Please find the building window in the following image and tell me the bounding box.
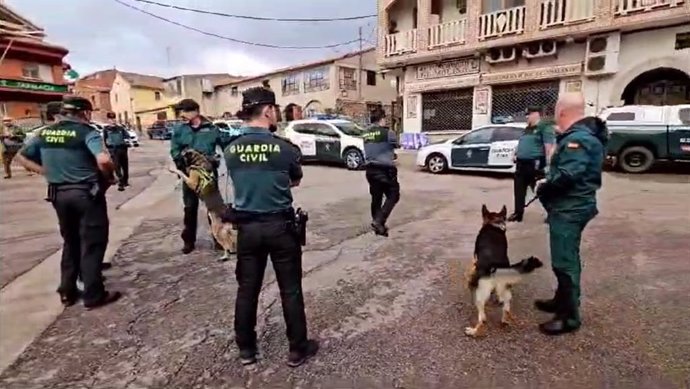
[483,0,524,13]
[304,67,329,92]
[155,91,161,101]
[676,32,690,51]
[339,68,357,90]
[282,74,300,96]
[231,86,238,96]
[91,95,96,105]
[115,94,119,103]
[22,64,40,79]
[366,71,377,86]
[606,112,636,121]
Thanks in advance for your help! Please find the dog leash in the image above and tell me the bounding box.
[524,195,539,208]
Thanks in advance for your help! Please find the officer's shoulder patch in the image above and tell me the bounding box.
[567,142,580,149]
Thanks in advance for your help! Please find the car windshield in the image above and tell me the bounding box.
[334,122,364,136]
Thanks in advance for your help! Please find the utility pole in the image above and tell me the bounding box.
[357,26,363,101]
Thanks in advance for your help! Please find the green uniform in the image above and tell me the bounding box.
[21,119,104,184]
[104,125,128,148]
[538,117,607,327]
[170,118,227,246]
[515,120,555,160]
[224,127,302,213]
[104,124,130,188]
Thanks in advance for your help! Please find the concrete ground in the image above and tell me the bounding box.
[0,149,689,388]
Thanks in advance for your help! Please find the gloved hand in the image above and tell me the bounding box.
[536,180,558,202]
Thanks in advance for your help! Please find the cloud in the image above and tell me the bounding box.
[5,0,376,77]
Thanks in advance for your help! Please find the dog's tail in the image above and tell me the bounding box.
[491,256,544,284]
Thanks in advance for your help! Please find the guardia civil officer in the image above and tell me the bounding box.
[508,106,556,222]
[224,87,318,367]
[103,112,130,191]
[535,93,607,335]
[16,96,121,308]
[170,99,227,254]
[361,110,400,237]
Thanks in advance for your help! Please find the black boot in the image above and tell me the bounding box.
[371,222,389,237]
[239,348,258,366]
[534,298,559,313]
[539,316,580,336]
[84,291,122,310]
[287,339,319,368]
[181,242,195,254]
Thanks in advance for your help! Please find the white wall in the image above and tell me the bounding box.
[582,25,690,115]
[110,73,134,123]
[388,0,416,31]
[335,50,398,104]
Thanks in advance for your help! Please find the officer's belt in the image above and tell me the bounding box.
[233,208,294,224]
[50,182,94,191]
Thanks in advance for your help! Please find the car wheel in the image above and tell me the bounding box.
[344,148,364,170]
[426,153,448,174]
[619,146,654,173]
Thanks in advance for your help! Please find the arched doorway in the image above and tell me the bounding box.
[621,67,690,106]
[304,100,323,117]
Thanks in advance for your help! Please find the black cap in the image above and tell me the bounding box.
[62,96,93,111]
[106,112,116,119]
[242,87,276,109]
[526,106,542,114]
[175,99,200,112]
[46,101,62,116]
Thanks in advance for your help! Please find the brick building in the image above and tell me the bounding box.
[378,0,690,136]
[0,2,69,123]
[73,69,117,122]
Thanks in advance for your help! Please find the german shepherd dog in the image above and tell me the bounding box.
[463,205,543,337]
[168,149,237,261]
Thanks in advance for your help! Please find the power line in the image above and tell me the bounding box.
[130,0,376,22]
[113,0,361,49]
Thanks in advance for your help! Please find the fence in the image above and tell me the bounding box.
[491,81,560,124]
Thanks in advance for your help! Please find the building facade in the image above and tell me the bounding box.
[378,0,690,135]
[163,73,241,117]
[73,69,117,122]
[0,2,69,124]
[214,49,398,126]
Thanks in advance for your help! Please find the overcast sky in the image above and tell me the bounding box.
[6,0,377,78]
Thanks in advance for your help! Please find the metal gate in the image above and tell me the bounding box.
[422,88,473,132]
[491,80,560,124]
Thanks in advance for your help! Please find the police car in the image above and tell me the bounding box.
[416,123,527,174]
[284,116,366,170]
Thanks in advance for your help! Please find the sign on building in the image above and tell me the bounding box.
[416,58,480,80]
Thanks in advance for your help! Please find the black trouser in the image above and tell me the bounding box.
[513,158,545,217]
[52,185,109,305]
[234,214,308,353]
[109,147,129,186]
[181,168,218,246]
[365,165,401,226]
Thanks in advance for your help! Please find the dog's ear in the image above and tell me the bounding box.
[481,204,489,218]
[499,205,507,218]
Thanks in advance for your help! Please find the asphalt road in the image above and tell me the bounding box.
[0,150,689,388]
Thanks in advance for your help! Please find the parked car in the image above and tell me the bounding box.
[284,116,366,170]
[602,104,690,173]
[147,120,181,140]
[416,123,527,174]
[125,128,139,147]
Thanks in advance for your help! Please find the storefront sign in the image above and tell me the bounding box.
[406,95,418,119]
[407,74,480,93]
[565,80,583,92]
[482,63,582,85]
[474,87,489,114]
[416,58,480,80]
[0,78,68,93]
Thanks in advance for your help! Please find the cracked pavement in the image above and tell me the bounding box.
[0,152,689,388]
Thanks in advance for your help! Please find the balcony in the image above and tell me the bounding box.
[478,6,526,41]
[614,0,684,15]
[383,29,418,57]
[539,0,595,29]
[428,19,468,49]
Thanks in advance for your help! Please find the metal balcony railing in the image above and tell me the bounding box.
[383,29,418,56]
[614,0,684,15]
[428,18,468,49]
[478,6,526,40]
[540,0,596,29]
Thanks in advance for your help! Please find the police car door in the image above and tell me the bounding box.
[450,127,494,168]
[290,123,317,159]
[312,123,342,162]
[669,107,690,159]
[487,126,522,169]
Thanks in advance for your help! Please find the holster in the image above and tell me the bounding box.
[294,207,309,246]
[45,184,57,203]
